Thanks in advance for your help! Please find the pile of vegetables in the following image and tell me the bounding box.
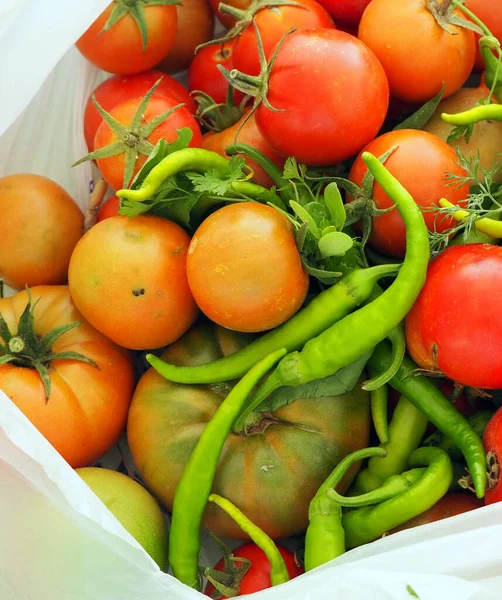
[2,0,502,596]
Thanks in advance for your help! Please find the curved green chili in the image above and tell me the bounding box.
[369,384,389,445]
[343,447,453,548]
[233,151,430,432]
[147,263,399,384]
[208,494,290,586]
[362,323,406,392]
[368,341,487,499]
[169,348,287,589]
[441,103,502,126]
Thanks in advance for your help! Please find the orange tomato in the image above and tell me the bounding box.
[0,286,135,468]
[465,0,502,71]
[68,216,198,350]
[208,0,251,29]
[0,174,83,290]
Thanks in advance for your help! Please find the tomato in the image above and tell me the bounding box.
[186,203,309,333]
[127,324,371,539]
[209,0,250,29]
[0,286,134,468]
[483,407,502,504]
[231,0,335,76]
[202,108,285,188]
[68,216,198,351]
[84,71,195,152]
[97,196,120,222]
[358,0,476,103]
[0,174,83,290]
[156,0,214,74]
[424,86,502,184]
[76,2,177,75]
[204,543,303,598]
[405,244,502,389]
[188,43,244,105]
[315,0,371,25]
[465,0,502,71]
[93,96,202,192]
[348,129,470,258]
[390,494,483,533]
[254,29,389,166]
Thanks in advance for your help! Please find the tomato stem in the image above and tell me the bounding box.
[8,336,25,354]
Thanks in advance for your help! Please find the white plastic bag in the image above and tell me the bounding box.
[2,2,502,599]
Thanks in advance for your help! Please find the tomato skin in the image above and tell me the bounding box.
[155,0,214,74]
[68,216,198,351]
[465,0,502,71]
[97,196,120,222]
[348,129,470,258]
[93,96,202,192]
[0,175,83,290]
[84,71,195,152]
[204,543,303,598]
[127,324,371,539]
[76,3,177,75]
[202,109,285,188]
[405,245,502,389]
[187,203,309,333]
[315,0,371,25]
[232,0,335,76]
[209,0,251,29]
[255,29,389,166]
[358,0,476,103]
[390,494,483,533]
[0,286,135,468]
[484,408,502,504]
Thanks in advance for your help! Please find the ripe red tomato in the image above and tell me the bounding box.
[390,494,483,533]
[358,0,476,102]
[189,43,244,105]
[465,0,502,71]
[202,108,285,188]
[84,71,195,152]
[93,96,202,192]
[348,129,470,258]
[97,196,120,222]
[254,29,389,166]
[483,408,502,504]
[186,203,309,333]
[68,216,198,350]
[208,0,250,29]
[204,543,304,598]
[231,0,335,76]
[405,245,502,389]
[76,2,177,75]
[312,0,371,25]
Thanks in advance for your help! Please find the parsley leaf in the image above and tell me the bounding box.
[188,155,246,196]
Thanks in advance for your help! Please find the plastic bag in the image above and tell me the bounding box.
[2,2,502,599]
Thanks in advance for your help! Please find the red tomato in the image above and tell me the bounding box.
[405,245,502,389]
[348,129,469,258]
[484,408,502,504]
[76,3,177,75]
[84,71,195,152]
[208,0,251,29]
[204,543,303,598]
[93,96,202,192]
[187,203,309,333]
[390,494,483,533]
[202,108,285,188]
[254,29,389,166]
[358,0,476,102]
[97,196,120,222]
[189,43,244,105]
[314,0,371,25]
[231,0,335,76]
[466,0,502,71]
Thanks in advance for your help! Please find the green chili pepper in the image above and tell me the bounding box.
[169,348,287,590]
[233,151,430,432]
[208,494,290,586]
[147,263,399,384]
[225,142,291,192]
[441,103,502,126]
[480,35,502,104]
[343,447,453,548]
[368,341,487,499]
[369,384,390,445]
[363,322,406,392]
[352,394,429,495]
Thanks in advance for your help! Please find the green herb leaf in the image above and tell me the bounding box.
[406,584,420,599]
[324,182,346,231]
[447,123,474,145]
[290,201,321,239]
[318,231,354,258]
[394,84,444,131]
[188,155,245,196]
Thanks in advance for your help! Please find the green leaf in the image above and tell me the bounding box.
[38,321,82,353]
[0,314,13,345]
[300,258,343,283]
[447,123,474,145]
[406,584,420,599]
[318,231,354,258]
[290,201,321,239]
[394,84,444,131]
[302,202,326,227]
[283,156,302,181]
[257,351,372,413]
[324,182,346,231]
[188,155,244,196]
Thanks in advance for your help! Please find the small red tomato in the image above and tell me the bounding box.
[315,0,372,26]
[204,543,303,598]
[465,0,502,72]
[98,196,120,222]
[484,408,502,504]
